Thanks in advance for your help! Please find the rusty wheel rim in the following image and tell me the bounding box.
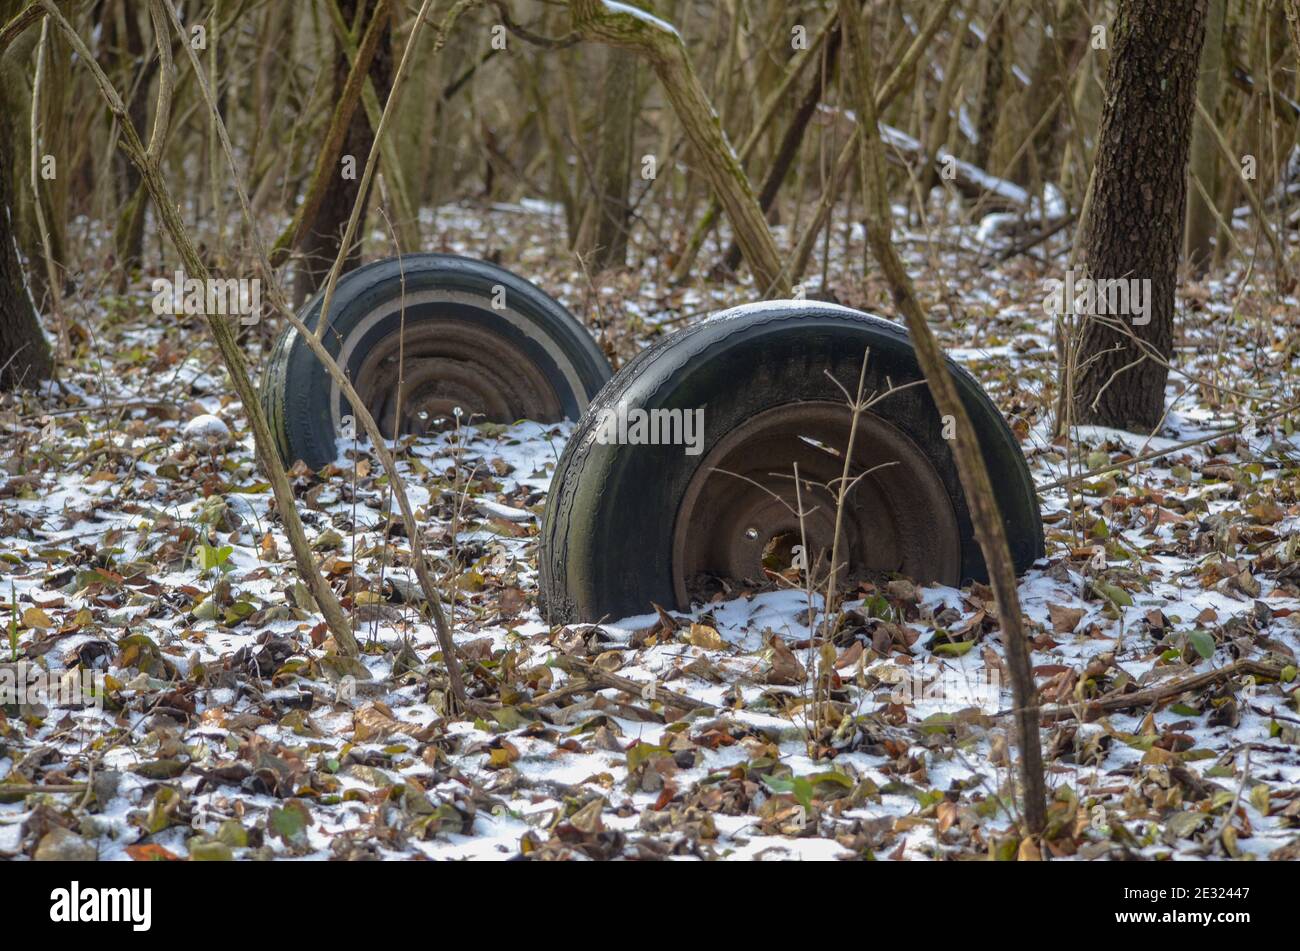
[351,319,564,438]
[670,401,961,608]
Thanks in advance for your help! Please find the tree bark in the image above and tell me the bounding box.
[971,3,1006,174]
[570,0,787,295]
[1069,0,1207,432]
[0,2,67,311]
[1184,0,1225,275]
[575,47,637,271]
[270,0,388,271]
[0,65,52,391]
[100,0,151,275]
[1018,0,1089,187]
[718,27,842,275]
[1287,0,1300,58]
[293,0,393,306]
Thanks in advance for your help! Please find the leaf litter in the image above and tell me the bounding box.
[1,200,1298,861]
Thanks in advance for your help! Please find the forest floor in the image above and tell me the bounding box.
[2,197,1299,861]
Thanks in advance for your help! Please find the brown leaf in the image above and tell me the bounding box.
[1247,501,1285,525]
[936,801,959,835]
[353,703,400,743]
[1047,603,1084,634]
[652,602,682,632]
[951,609,987,638]
[499,586,526,616]
[765,638,806,686]
[834,641,864,670]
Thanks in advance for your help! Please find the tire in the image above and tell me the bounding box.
[539,301,1043,623]
[261,254,612,471]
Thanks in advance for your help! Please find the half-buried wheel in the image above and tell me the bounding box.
[539,301,1043,623]
[261,254,612,471]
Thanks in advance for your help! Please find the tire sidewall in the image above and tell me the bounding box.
[268,254,610,470]
[542,302,1043,621]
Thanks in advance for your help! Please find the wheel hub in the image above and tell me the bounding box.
[351,318,563,438]
[670,401,961,608]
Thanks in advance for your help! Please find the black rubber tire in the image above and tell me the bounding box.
[539,301,1044,623]
[261,254,612,471]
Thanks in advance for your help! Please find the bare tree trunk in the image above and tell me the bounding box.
[837,0,1046,837]
[575,47,637,271]
[917,13,965,201]
[1287,0,1300,59]
[971,2,1006,173]
[0,0,51,388]
[1184,0,1226,275]
[718,26,842,275]
[102,0,150,276]
[1017,0,1089,187]
[1068,0,1207,433]
[293,0,393,305]
[271,0,389,271]
[0,105,52,391]
[670,6,839,283]
[1058,20,1103,208]
[570,0,787,294]
[786,0,958,280]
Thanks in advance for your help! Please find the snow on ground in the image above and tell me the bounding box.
[1,199,1299,862]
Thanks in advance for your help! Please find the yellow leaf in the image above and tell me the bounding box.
[1017,836,1042,861]
[487,741,519,768]
[22,607,53,629]
[689,623,724,650]
[1250,784,1270,817]
[1141,746,1179,767]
